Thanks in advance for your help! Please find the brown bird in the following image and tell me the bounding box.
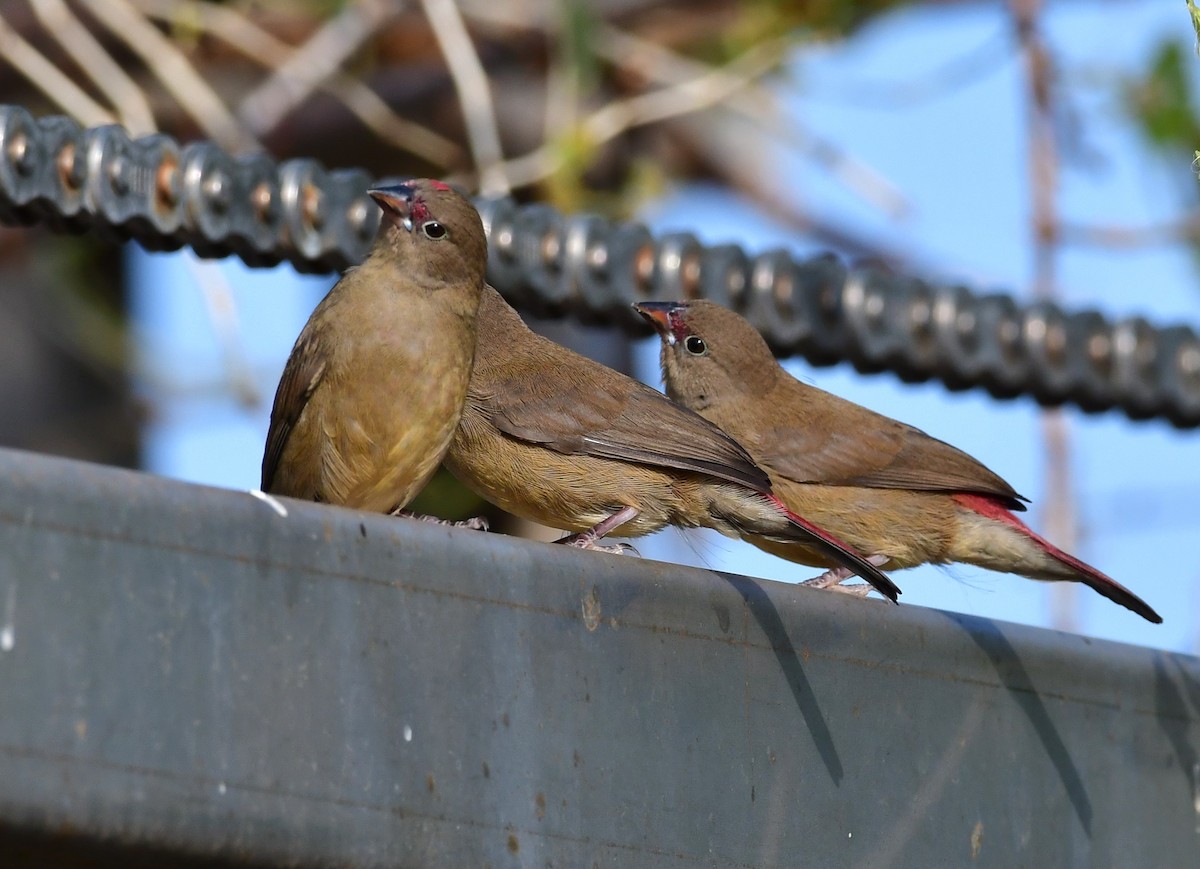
[636,299,1161,624]
[443,285,901,601]
[261,179,486,514]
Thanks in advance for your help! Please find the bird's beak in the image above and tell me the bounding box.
[369,183,415,232]
[633,301,683,345]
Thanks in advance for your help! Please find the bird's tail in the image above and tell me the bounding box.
[756,493,902,603]
[951,494,1161,624]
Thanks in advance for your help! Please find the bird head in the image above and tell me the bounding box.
[634,299,780,410]
[367,179,487,291]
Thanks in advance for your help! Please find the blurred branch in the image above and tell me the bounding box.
[677,109,917,267]
[31,0,156,135]
[184,255,260,411]
[461,4,907,216]
[497,36,787,189]
[0,11,114,125]
[594,24,909,218]
[804,28,1011,109]
[420,0,509,194]
[81,0,258,152]
[1011,0,1078,633]
[132,0,461,166]
[1060,215,1200,248]
[235,0,400,139]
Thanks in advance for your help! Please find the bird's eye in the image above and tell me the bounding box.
[685,335,707,355]
[422,221,447,239]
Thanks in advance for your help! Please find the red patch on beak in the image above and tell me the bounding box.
[666,309,690,344]
[633,301,691,344]
[410,196,431,224]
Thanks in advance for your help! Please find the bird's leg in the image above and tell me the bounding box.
[557,506,640,555]
[802,555,890,597]
[391,508,489,531]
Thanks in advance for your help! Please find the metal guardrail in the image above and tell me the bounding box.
[0,104,1196,427]
[0,446,1197,866]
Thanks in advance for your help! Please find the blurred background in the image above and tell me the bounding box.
[0,0,1196,651]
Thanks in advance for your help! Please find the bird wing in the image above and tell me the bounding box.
[261,329,328,492]
[478,351,771,492]
[757,398,1026,508]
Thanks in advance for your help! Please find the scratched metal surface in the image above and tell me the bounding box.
[0,447,1196,868]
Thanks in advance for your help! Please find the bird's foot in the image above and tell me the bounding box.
[391,509,489,531]
[556,531,639,556]
[802,555,889,596]
[553,506,641,555]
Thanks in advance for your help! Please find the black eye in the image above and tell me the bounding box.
[685,335,707,355]
[422,221,446,239]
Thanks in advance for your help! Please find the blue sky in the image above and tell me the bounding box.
[130,0,1198,653]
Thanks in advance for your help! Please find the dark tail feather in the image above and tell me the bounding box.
[765,494,902,604]
[1044,542,1163,624]
[953,494,1162,625]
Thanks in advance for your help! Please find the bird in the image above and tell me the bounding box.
[261,179,487,516]
[635,298,1161,624]
[442,285,901,602]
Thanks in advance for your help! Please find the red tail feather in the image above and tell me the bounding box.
[952,494,1161,624]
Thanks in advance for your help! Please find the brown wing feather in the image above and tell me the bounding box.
[261,330,328,492]
[758,387,1026,509]
[477,339,770,493]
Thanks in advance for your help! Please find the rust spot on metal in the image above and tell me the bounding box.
[507,832,520,854]
[540,231,561,267]
[56,143,80,190]
[681,252,701,298]
[535,792,546,820]
[155,157,179,208]
[970,820,984,859]
[426,773,436,794]
[633,244,654,290]
[251,181,274,220]
[302,183,324,229]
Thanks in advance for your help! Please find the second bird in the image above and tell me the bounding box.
[444,286,901,601]
[637,299,1161,624]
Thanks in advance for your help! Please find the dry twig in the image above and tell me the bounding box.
[420,0,509,193]
[1011,0,1078,632]
[496,36,787,189]
[0,11,114,125]
[184,255,260,410]
[31,0,156,135]
[595,24,909,218]
[235,0,400,139]
[82,0,258,151]
[132,0,461,165]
